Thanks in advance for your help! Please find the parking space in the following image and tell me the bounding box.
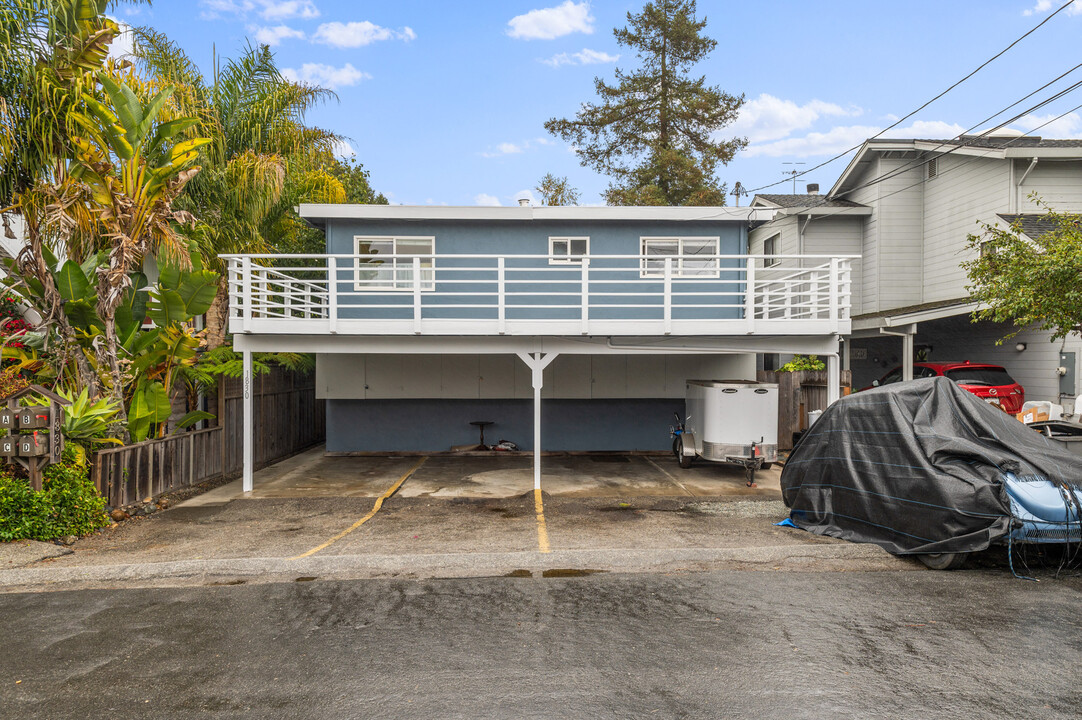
[186,447,782,503]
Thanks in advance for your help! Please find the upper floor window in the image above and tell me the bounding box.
[354,236,435,291]
[763,234,780,267]
[640,236,720,278]
[549,236,589,264]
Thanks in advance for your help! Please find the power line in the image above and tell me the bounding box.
[744,0,1077,194]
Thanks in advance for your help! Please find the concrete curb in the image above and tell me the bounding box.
[0,544,917,590]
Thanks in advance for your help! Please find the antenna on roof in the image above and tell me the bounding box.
[782,162,806,194]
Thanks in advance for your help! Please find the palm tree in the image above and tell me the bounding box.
[130,32,347,347]
[0,0,149,393]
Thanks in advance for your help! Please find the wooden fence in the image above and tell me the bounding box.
[758,369,852,450]
[94,367,325,506]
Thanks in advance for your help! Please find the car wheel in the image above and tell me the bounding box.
[918,553,968,570]
[677,438,693,469]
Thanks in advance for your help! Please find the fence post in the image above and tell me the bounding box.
[240,256,252,333]
[744,257,756,333]
[829,257,840,332]
[328,257,338,334]
[663,257,672,335]
[497,257,506,334]
[581,257,590,335]
[413,256,422,334]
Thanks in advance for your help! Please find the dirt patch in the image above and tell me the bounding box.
[541,568,606,578]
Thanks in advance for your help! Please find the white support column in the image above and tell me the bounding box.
[827,351,841,406]
[902,331,915,382]
[517,351,559,491]
[242,349,254,493]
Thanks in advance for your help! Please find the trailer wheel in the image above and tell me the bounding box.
[672,437,681,459]
[676,438,693,468]
[918,553,968,570]
[760,463,773,471]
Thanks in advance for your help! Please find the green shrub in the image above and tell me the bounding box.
[779,354,826,372]
[0,461,109,541]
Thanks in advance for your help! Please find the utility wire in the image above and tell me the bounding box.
[745,0,1077,194]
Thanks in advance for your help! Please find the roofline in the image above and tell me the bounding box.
[298,204,774,225]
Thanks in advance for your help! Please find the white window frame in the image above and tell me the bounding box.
[639,236,721,278]
[353,235,435,291]
[763,234,780,267]
[548,236,590,265]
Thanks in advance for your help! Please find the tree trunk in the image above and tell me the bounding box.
[205,275,230,349]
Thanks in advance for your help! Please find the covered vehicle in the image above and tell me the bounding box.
[863,361,1025,414]
[781,377,1081,570]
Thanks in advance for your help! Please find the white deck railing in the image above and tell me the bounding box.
[224,254,854,337]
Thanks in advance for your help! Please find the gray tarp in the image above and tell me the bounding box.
[781,376,1081,555]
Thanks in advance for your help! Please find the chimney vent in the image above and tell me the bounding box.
[518,198,531,207]
[807,183,819,195]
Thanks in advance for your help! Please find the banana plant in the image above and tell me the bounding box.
[27,387,122,467]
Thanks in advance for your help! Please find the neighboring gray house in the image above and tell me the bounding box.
[749,133,1082,414]
[226,204,855,491]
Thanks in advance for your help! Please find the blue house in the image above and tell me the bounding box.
[226,204,854,491]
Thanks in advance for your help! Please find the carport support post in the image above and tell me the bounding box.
[827,352,841,406]
[242,349,253,492]
[517,351,558,491]
[901,331,915,382]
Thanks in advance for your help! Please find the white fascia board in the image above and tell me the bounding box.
[850,300,980,333]
[298,204,767,223]
[775,206,873,217]
[1003,147,1082,159]
[911,140,1004,159]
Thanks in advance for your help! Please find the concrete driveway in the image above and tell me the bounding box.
[186,446,782,503]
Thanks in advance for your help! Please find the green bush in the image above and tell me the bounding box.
[779,354,826,372]
[0,461,109,541]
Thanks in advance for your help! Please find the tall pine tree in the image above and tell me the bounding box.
[545,0,745,206]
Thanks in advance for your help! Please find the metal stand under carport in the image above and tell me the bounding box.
[517,351,558,490]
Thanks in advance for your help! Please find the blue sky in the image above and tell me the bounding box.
[112,0,1082,206]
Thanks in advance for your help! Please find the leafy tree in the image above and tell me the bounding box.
[544,0,745,206]
[963,201,1082,342]
[534,173,581,206]
[130,32,349,347]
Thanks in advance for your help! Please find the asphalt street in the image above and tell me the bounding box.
[2,568,1080,719]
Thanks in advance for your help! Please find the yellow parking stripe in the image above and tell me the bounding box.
[291,457,427,560]
[534,487,551,554]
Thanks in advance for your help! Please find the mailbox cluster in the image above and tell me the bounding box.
[0,385,70,490]
[0,406,57,458]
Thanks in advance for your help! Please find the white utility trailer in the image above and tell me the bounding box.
[673,380,779,485]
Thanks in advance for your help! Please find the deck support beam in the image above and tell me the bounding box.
[517,351,559,491]
[242,349,254,492]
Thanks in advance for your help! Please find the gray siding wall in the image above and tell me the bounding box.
[801,216,864,316]
[844,160,880,315]
[922,154,1008,303]
[875,157,924,310]
[1018,159,1082,211]
[325,398,684,452]
[748,215,799,257]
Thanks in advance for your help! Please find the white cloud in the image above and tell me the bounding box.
[1023,0,1082,15]
[313,20,416,47]
[480,136,556,158]
[106,17,134,58]
[332,139,355,158]
[744,120,967,158]
[251,24,305,46]
[1012,111,1082,137]
[474,193,502,206]
[259,0,318,20]
[508,1,594,40]
[281,62,370,89]
[541,48,619,67]
[200,0,319,20]
[729,94,861,144]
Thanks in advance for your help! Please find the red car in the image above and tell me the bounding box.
[866,361,1025,414]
